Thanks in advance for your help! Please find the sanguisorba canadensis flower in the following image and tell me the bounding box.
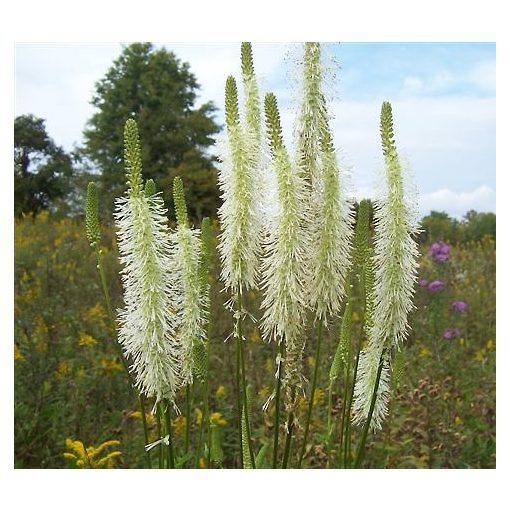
[352,102,420,430]
[261,92,310,410]
[217,70,263,293]
[114,119,181,406]
[295,42,353,322]
[171,176,206,386]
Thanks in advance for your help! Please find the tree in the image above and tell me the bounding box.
[419,210,459,244]
[82,43,221,222]
[461,210,496,241]
[14,114,73,217]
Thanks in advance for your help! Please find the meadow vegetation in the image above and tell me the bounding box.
[14,212,495,468]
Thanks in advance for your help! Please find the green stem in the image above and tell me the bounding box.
[156,407,164,469]
[236,288,256,468]
[344,343,361,468]
[353,354,385,468]
[297,320,323,467]
[163,401,175,469]
[326,381,334,467]
[195,339,211,468]
[185,384,191,457]
[272,341,284,468]
[281,411,295,468]
[235,326,243,467]
[138,394,152,469]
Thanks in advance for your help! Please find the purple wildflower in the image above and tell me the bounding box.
[428,280,445,293]
[428,241,450,263]
[418,278,429,287]
[451,301,468,312]
[443,327,460,339]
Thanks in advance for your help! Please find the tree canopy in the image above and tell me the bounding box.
[14,114,73,217]
[82,43,221,222]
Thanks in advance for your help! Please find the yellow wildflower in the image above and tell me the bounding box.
[419,346,432,358]
[79,332,97,347]
[198,457,207,468]
[216,385,226,398]
[210,412,227,426]
[84,303,107,328]
[459,337,465,347]
[100,356,123,374]
[14,344,24,362]
[63,438,121,468]
[454,416,463,427]
[129,411,156,427]
[172,416,187,437]
[297,395,307,411]
[195,408,203,425]
[474,349,486,363]
[34,316,49,337]
[313,388,325,406]
[486,339,495,351]
[57,360,70,378]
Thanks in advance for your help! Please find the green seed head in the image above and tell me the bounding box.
[172,176,189,228]
[144,179,156,197]
[192,340,208,383]
[225,76,240,130]
[210,424,224,465]
[264,92,283,155]
[241,42,255,79]
[85,182,101,247]
[380,101,397,159]
[124,118,143,196]
[354,199,371,268]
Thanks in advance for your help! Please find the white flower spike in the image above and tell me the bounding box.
[114,119,181,405]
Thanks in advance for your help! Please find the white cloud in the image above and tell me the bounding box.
[421,185,495,217]
[325,96,495,211]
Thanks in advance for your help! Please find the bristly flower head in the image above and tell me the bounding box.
[260,92,310,410]
[293,42,353,322]
[372,101,420,351]
[307,108,353,321]
[352,103,420,430]
[171,176,206,386]
[114,119,181,405]
[217,69,263,293]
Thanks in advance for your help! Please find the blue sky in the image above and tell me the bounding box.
[15,42,496,218]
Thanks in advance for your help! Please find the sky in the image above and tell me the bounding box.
[15,42,496,218]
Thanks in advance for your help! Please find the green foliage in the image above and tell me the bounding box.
[420,210,496,244]
[82,43,221,221]
[14,214,495,468]
[14,114,74,217]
